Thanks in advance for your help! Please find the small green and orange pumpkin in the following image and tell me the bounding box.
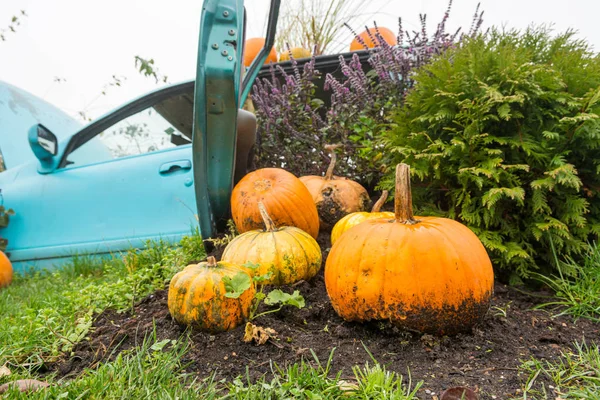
[300,144,371,230]
[167,256,255,333]
[330,190,394,245]
[325,163,494,335]
[222,202,321,286]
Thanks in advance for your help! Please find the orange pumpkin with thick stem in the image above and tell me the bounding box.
[350,26,396,51]
[325,163,494,335]
[231,168,319,239]
[330,190,395,245]
[167,256,255,333]
[300,144,371,231]
[222,202,322,286]
[0,251,12,289]
[244,38,278,67]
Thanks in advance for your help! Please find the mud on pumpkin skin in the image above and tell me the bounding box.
[300,144,372,231]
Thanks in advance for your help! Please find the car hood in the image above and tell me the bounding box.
[0,81,83,170]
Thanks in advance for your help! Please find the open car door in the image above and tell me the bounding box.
[192,0,280,243]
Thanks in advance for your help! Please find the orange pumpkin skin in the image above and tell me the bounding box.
[325,164,494,335]
[330,210,394,245]
[231,168,319,239]
[0,251,13,289]
[300,145,371,231]
[279,47,311,61]
[300,175,371,230]
[330,190,393,245]
[244,38,278,67]
[350,27,396,51]
[168,257,255,333]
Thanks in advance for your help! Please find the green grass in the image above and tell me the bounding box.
[532,240,600,322]
[1,331,421,399]
[0,234,205,369]
[519,340,600,399]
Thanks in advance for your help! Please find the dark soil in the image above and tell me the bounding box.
[51,233,600,399]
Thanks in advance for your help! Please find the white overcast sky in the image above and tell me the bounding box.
[1,0,599,122]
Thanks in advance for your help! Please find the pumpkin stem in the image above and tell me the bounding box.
[371,190,389,212]
[258,201,277,232]
[394,163,418,224]
[207,256,218,267]
[324,144,341,180]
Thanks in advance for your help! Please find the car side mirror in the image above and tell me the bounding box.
[28,124,58,160]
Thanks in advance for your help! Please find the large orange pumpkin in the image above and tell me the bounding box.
[222,202,322,286]
[168,256,255,333]
[244,38,278,67]
[231,168,319,239]
[330,190,394,245]
[279,47,311,61]
[325,163,494,335]
[0,251,12,289]
[300,145,371,231]
[350,26,396,51]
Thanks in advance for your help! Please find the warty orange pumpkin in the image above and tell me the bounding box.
[0,251,12,289]
[330,190,394,245]
[167,256,255,333]
[222,202,322,286]
[300,144,371,231]
[325,163,494,335]
[231,167,320,239]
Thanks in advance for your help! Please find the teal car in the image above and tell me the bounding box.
[1,80,221,273]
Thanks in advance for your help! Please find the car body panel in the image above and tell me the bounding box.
[1,82,199,274]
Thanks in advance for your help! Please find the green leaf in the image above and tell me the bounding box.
[223,272,252,299]
[253,271,273,283]
[243,262,260,271]
[264,289,305,309]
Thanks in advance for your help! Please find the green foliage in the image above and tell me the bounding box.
[264,289,305,309]
[227,349,422,399]
[224,266,305,321]
[0,333,221,399]
[223,272,252,299]
[0,234,204,368]
[379,26,600,278]
[0,10,27,42]
[519,340,600,398]
[0,205,15,252]
[533,240,600,322]
[134,55,169,84]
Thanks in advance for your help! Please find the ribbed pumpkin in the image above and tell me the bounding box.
[231,168,319,239]
[168,256,255,333]
[350,26,396,51]
[244,38,278,67]
[279,47,311,61]
[0,251,12,289]
[330,190,394,245]
[222,202,322,286]
[300,144,371,231]
[325,163,494,335]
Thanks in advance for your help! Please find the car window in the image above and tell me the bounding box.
[63,90,193,169]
